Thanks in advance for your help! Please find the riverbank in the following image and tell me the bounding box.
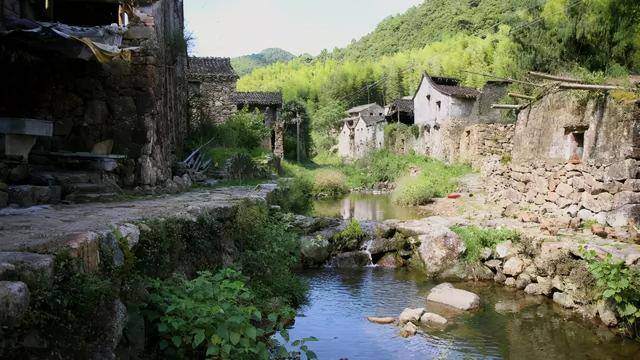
[0,183,313,358]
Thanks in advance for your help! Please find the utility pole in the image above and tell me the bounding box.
[295,113,301,163]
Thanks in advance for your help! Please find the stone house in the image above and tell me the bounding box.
[0,0,188,206]
[234,91,284,156]
[187,57,238,126]
[338,103,386,159]
[412,73,480,161]
[482,92,639,229]
[354,115,385,158]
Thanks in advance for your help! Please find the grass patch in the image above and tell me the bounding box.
[312,169,348,199]
[391,159,470,205]
[331,219,366,253]
[451,225,520,263]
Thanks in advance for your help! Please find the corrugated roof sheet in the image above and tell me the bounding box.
[233,92,283,106]
[188,57,237,77]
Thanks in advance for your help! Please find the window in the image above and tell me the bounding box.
[436,101,441,111]
[565,126,587,161]
[426,94,431,101]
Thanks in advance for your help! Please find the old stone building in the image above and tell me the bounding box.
[0,0,188,206]
[481,92,639,228]
[234,91,283,155]
[338,103,386,159]
[187,57,238,126]
[386,97,414,125]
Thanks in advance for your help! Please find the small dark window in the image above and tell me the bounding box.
[436,101,441,111]
[570,132,585,159]
[426,95,431,101]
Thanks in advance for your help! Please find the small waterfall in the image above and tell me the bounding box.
[363,238,377,267]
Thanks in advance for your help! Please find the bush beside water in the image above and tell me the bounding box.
[451,226,520,263]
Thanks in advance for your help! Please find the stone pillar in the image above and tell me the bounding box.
[273,120,284,159]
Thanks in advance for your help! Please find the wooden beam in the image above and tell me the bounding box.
[460,70,543,87]
[528,71,581,83]
[508,92,536,101]
[558,82,632,91]
[491,104,525,110]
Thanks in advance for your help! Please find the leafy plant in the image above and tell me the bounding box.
[584,250,640,336]
[332,219,366,253]
[145,269,296,359]
[451,226,520,263]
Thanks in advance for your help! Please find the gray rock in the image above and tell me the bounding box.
[494,271,507,283]
[399,307,425,324]
[485,259,502,270]
[495,240,516,259]
[329,251,370,268]
[427,283,480,311]
[439,262,494,281]
[0,281,29,324]
[417,228,465,276]
[524,276,553,296]
[515,274,532,289]
[503,257,525,276]
[505,277,516,287]
[300,235,330,266]
[553,292,576,308]
[399,321,418,337]
[420,312,447,325]
[606,204,640,228]
[8,185,62,207]
[581,192,614,213]
[597,301,618,327]
[0,252,54,286]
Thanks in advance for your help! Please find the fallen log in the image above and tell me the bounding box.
[508,92,537,101]
[491,104,525,110]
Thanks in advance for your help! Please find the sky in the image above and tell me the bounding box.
[184,0,423,58]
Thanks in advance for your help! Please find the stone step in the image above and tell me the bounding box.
[64,192,122,204]
[64,182,122,195]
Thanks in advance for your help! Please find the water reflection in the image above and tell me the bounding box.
[283,268,640,360]
[312,193,426,221]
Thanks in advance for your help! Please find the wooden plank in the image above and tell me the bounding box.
[508,92,537,101]
[558,82,632,91]
[528,71,581,83]
[491,104,525,110]
[0,118,53,137]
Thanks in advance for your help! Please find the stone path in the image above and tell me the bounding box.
[0,184,276,252]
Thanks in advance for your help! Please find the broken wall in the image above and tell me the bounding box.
[458,123,515,169]
[188,74,237,126]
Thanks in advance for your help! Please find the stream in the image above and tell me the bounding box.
[295,194,640,359]
[312,193,426,221]
[284,268,640,359]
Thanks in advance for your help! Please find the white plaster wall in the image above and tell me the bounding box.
[338,123,353,158]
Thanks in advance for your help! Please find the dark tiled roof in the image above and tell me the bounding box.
[234,92,283,106]
[360,115,386,126]
[391,99,414,113]
[188,57,237,77]
[414,72,481,100]
[347,103,381,114]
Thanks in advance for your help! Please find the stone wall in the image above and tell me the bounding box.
[483,159,639,228]
[459,123,515,169]
[0,0,187,188]
[188,74,237,126]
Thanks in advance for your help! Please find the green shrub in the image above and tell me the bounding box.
[450,226,520,263]
[332,219,366,253]
[584,251,640,337]
[270,176,314,215]
[187,110,269,152]
[313,169,348,199]
[145,269,299,359]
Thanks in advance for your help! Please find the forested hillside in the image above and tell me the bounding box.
[237,0,640,154]
[231,48,295,76]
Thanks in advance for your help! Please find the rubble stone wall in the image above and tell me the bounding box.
[483,159,640,228]
[0,0,187,188]
[458,123,515,169]
[188,74,237,126]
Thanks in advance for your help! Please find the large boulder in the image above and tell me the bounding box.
[399,322,418,337]
[0,281,30,324]
[503,257,525,277]
[494,240,517,259]
[329,251,370,268]
[417,228,465,276]
[438,261,494,281]
[420,312,447,325]
[426,283,480,311]
[300,235,331,266]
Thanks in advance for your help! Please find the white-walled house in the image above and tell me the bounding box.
[354,115,385,158]
[338,118,357,158]
[413,72,480,161]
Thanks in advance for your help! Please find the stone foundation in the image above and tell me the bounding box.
[483,158,639,228]
[458,123,514,169]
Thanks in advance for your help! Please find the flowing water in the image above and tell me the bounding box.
[282,268,640,359]
[312,193,427,221]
